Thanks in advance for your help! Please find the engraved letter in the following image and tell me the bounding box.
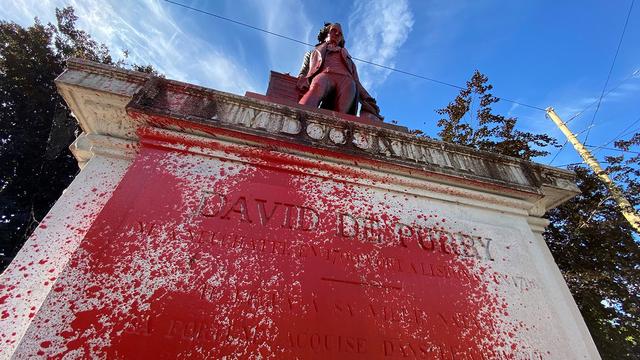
[474,237,494,261]
[416,226,435,251]
[384,340,396,356]
[221,196,253,223]
[395,223,414,248]
[277,202,297,229]
[352,131,371,150]
[453,232,479,258]
[338,213,359,238]
[255,199,279,226]
[198,191,226,217]
[298,206,319,231]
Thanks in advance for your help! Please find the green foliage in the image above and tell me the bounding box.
[436,70,557,160]
[437,70,640,359]
[545,134,640,359]
[0,7,158,269]
[545,163,639,359]
[53,7,112,64]
[0,17,71,268]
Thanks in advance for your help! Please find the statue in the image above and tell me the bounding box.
[297,23,383,121]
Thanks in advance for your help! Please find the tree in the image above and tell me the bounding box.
[545,164,639,359]
[0,7,158,270]
[437,70,557,160]
[436,70,639,359]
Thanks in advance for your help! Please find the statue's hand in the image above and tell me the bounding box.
[359,96,383,121]
[296,76,310,92]
[364,97,380,113]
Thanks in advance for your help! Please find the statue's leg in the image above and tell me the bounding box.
[299,74,331,107]
[334,74,357,113]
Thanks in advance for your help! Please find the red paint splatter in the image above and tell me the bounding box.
[16,129,533,358]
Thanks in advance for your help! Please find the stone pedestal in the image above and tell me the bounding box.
[0,59,600,359]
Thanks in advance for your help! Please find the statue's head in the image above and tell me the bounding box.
[317,23,345,47]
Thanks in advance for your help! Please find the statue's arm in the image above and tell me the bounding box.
[298,50,311,77]
[350,59,383,120]
[357,81,374,102]
[348,54,372,100]
[297,51,312,92]
[358,86,383,121]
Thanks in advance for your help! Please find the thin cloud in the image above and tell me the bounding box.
[196,53,256,94]
[2,0,258,95]
[554,76,640,118]
[0,0,54,25]
[507,102,521,117]
[347,0,414,92]
[251,0,313,75]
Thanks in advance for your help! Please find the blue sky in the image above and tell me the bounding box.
[2,0,639,167]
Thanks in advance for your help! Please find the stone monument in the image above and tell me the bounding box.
[0,58,601,359]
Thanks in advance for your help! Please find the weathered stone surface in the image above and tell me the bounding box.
[54,59,580,210]
[0,58,599,359]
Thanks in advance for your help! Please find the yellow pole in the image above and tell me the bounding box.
[546,107,640,233]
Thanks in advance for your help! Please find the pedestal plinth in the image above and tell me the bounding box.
[0,59,600,359]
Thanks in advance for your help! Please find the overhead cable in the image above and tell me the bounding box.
[582,0,635,143]
[548,139,568,165]
[591,116,640,155]
[163,0,547,112]
[547,125,594,165]
[564,69,640,125]
[557,162,584,168]
[585,144,640,155]
[164,0,313,47]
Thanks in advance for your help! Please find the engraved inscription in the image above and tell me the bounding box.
[124,315,153,336]
[164,319,256,345]
[208,100,538,186]
[195,191,319,231]
[288,332,367,354]
[129,221,538,292]
[220,102,301,134]
[337,213,494,261]
[192,191,495,261]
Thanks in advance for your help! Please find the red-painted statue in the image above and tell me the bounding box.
[297,23,383,121]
